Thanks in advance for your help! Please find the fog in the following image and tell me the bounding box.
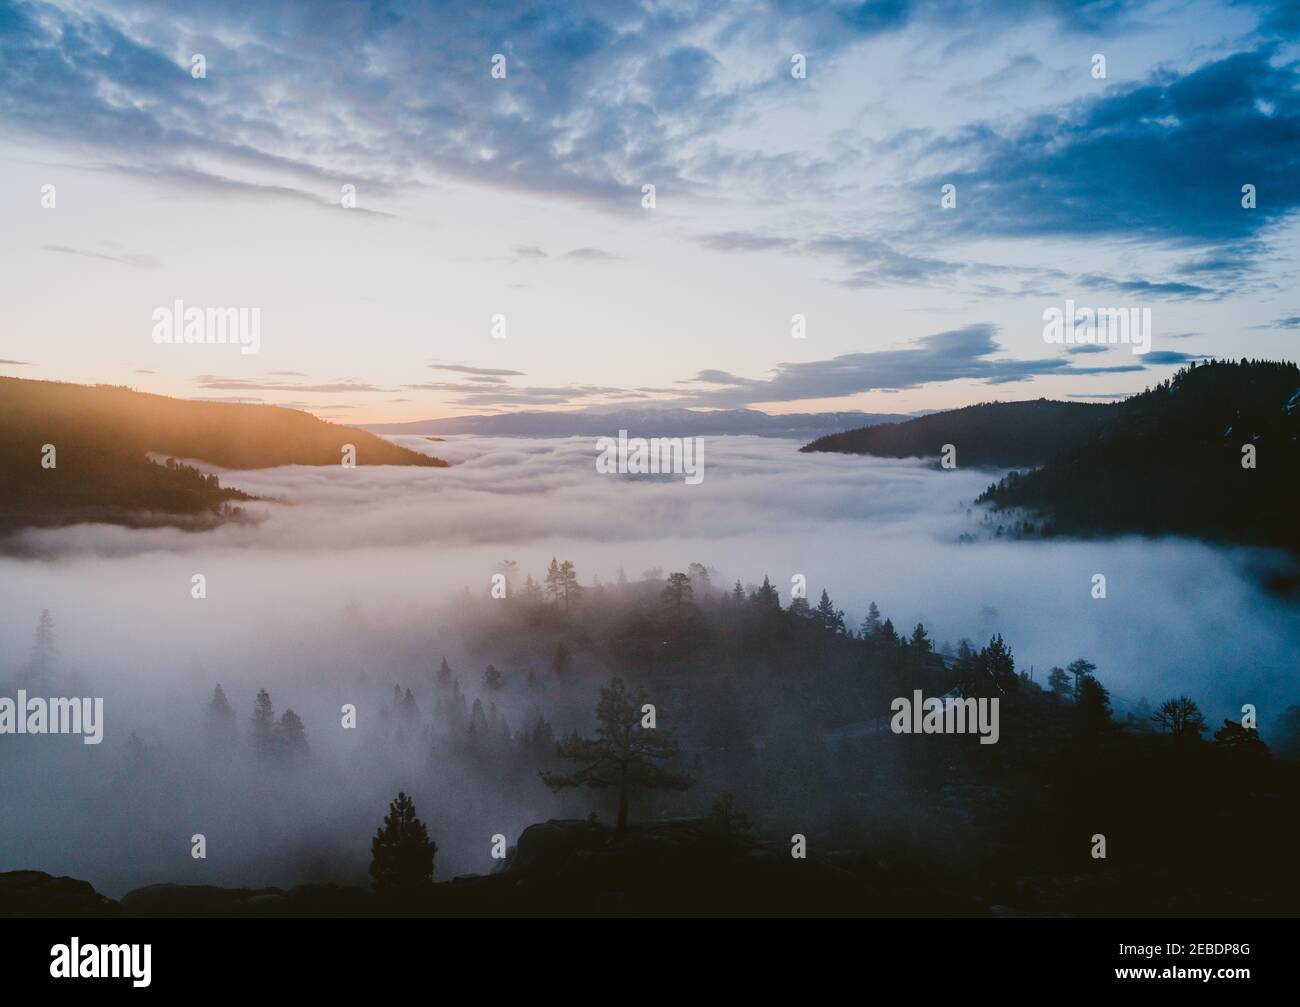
[1,434,1296,897]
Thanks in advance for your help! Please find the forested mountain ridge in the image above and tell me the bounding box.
[0,378,446,532]
[978,361,1300,549]
[800,399,1114,467]
[802,360,1300,550]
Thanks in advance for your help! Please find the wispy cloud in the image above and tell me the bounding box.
[43,244,158,268]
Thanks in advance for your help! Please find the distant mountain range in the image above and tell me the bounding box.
[363,407,924,438]
[804,360,1300,551]
[0,378,444,533]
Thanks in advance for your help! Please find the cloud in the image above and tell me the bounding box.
[427,365,527,377]
[563,247,620,263]
[0,0,1186,220]
[1260,314,1300,329]
[43,244,159,268]
[666,324,1155,407]
[195,376,389,394]
[696,231,798,254]
[918,48,1300,260]
[403,381,638,407]
[0,359,34,366]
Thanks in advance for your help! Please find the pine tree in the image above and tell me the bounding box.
[469,697,488,736]
[369,792,437,895]
[559,560,582,609]
[542,677,693,832]
[1074,677,1112,729]
[860,601,882,639]
[751,575,780,610]
[484,664,503,690]
[1047,666,1072,699]
[544,558,563,604]
[252,689,276,760]
[273,709,310,760]
[661,572,693,618]
[400,688,419,721]
[1212,719,1269,759]
[21,609,56,688]
[1066,658,1097,696]
[813,589,845,632]
[984,634,1017,692]
[206,684,235,745]
[909,622,931,653]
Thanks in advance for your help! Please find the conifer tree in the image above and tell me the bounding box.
[206,684,235,745]
[542,677,693,832]
[252,689,276,760]
[369,792,437,895]
[273,709,310,760]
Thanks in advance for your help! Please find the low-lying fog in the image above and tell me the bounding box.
[1,435,1295,897]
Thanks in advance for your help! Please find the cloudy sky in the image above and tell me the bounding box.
[2,0,1297,421]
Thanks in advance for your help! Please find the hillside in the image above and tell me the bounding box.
[801,361,1300,550]
[0,378,446,532]
[801,399,1114,467]
[978,361,1300,549]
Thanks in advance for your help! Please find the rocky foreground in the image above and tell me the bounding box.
[0,818,986,917]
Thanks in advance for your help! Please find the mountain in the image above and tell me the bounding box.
[804,360,1300,550]
[801,399,1114,467]
[978,360,1300,549]
[364,407,922,438]
[0,378,445,533]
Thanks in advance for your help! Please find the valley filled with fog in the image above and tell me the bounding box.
[1,434,1296,898]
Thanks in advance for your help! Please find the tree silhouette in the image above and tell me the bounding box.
[1066,658,1097,697]
[750,576,780,610]
[815,590,846,633]
[908,622,931,654]
[1152,696,1207,739]
[251,689,275,760]
[1047,666,1072,699]
[661,572,693,619]
[369,791,437,896]
[1212,719,1269,760]
[559,560,582,609]
[544,558,563,604]
[206,684,235,746]
[860,601,882,639]
[1074,677,1112,730]
[20,609,56,688]
[542,677,693,832]
[273,709,310,761]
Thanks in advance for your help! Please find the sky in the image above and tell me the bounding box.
[1,0,1298,423]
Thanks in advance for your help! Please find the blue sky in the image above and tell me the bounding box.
[1,0,1297,420]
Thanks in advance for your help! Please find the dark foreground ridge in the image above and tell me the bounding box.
[0,818,999,917]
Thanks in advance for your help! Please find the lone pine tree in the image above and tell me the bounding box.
[542,676,693,832]
[370,791,437,895]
